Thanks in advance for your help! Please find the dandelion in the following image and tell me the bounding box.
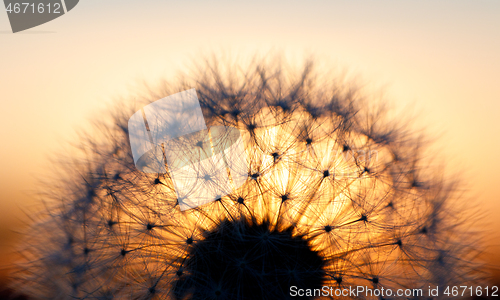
[12,55,481,299]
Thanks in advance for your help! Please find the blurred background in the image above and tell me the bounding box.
[0,0,499,297]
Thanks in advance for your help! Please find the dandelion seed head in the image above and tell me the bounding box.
[11,55,483,299]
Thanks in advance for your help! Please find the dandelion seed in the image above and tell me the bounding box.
[11,55,483,299]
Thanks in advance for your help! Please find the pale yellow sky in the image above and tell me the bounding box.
[1,0,499,274]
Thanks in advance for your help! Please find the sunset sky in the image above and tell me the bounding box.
[1,0,499,283]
